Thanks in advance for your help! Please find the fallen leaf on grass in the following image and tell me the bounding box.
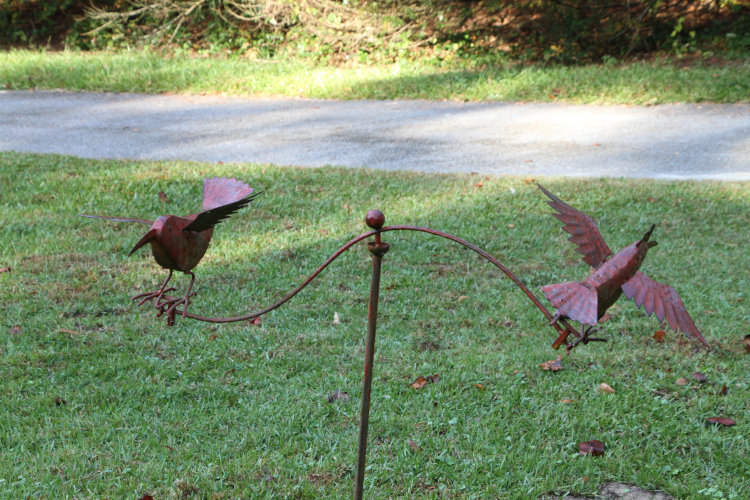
[251,316,262,326]
[706,417,735,426]
[744,334,750,353]
[158,190,169,203]
[560,398,575,404]
[8,326,21,336]
[333,312,341,325]
[208,333,218,341]
[473,383,485,390]
[54,397,66,406]
[598,383,615,394]
[327,390,350,403]
[539,355,564,371]
[718,385,728,396]
[410,377,428,389]
[0,266,10,273]
[138,495,154,500]
[410,374,440,389]
[653,330,666,342]
[578,440,605,456]
[691,372,707,383]
[408,440,420,452]
[675,377,688,386]
[59,328,79,336]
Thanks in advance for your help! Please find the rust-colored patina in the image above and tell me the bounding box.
[80,177,260,324]
[538,184,709,350]
[354,210,389,500]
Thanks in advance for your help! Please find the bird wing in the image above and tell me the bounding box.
[621,271,709,348]
[182,191,261,233]
[79,214,153,225]
[538,184,613,269]
[202,177,255,211]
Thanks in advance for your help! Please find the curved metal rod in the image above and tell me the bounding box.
[172,229,378,323]
[167,225,578,346]
[379,225,578,344]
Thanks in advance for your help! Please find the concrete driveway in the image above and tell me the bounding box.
[2,90,749,180]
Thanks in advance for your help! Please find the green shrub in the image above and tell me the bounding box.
[0,0,119,48]
[2,0,750,62]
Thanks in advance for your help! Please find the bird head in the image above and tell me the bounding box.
[128,217,168,256]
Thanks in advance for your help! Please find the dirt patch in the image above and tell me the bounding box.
[551,482,674,500]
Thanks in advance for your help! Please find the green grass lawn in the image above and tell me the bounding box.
[2,49,750,104]
[1,151,748,498]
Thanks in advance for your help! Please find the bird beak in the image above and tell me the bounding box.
[648,241,658,248]
[642,224,656,242]
[129,229,157,256]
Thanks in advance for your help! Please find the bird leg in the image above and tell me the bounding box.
[550,313,582,350]
[132,270,175,307]
[549,312,561,326]
[157,271,197,322]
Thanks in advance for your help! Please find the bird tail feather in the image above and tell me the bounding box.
[542,281,598,326]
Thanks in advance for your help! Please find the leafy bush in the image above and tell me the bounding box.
[0,0,120,48]
[3,0,750,61]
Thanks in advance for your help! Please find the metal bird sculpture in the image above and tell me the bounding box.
[81,177,260,323]
[538,184,709,350]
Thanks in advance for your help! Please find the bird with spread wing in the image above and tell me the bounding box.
[81,177,260,324]
[538,184,709,350]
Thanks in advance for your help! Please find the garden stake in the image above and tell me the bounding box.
[354,209,389,500]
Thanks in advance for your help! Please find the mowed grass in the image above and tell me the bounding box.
[2,49,750,104]
[1,151,748,498]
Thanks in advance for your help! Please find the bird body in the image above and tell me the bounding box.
[81,177,259,323]
[542,227,653,326]
[538,184,708,348]
[129,215,214,273]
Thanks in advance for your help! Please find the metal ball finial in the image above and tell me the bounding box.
[365,210,385,230]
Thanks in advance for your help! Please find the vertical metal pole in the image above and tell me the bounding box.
[355,211,389,500]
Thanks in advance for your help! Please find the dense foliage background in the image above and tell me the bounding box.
[1,1,749,61]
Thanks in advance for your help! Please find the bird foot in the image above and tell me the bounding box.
[565,328,609,353]
[133,287,176,307]
[154,292,197,324]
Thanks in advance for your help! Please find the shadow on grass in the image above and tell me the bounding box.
[1,151,749,497]
[2,151,747,339]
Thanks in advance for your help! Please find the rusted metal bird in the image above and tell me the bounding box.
[81,177,260,323]
[538,184,709,350]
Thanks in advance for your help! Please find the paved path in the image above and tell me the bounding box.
[2,90,749,180]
